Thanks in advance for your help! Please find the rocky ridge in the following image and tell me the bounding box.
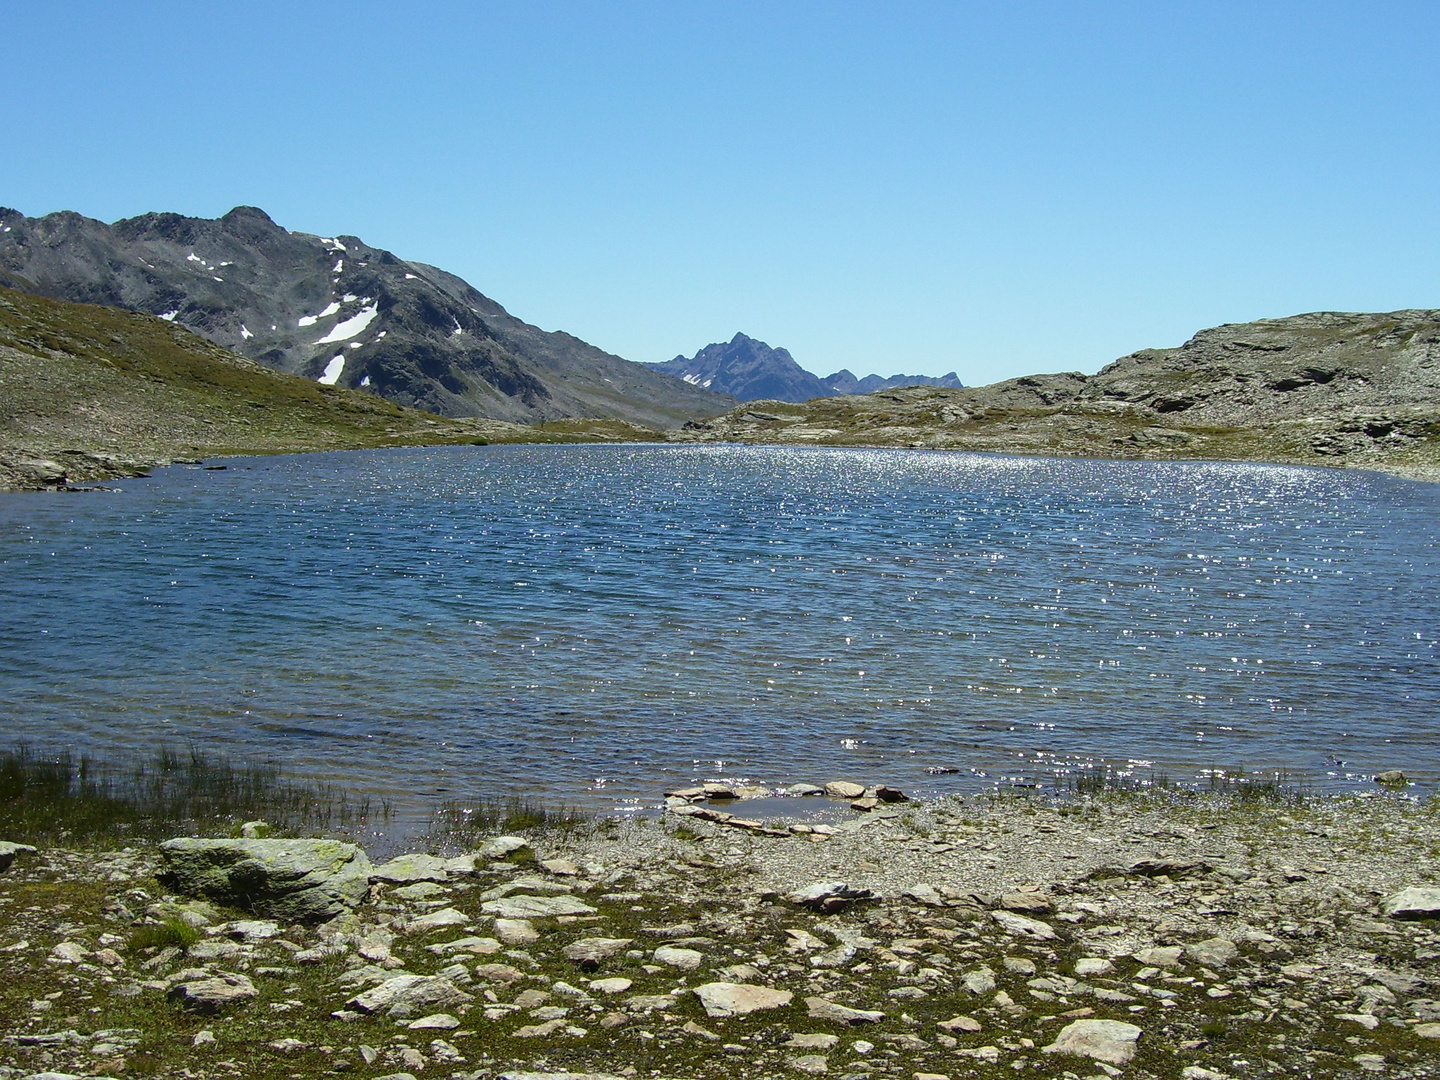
[0,206,733,427]
[3,790,1439,1080]
[672,311,1440,482]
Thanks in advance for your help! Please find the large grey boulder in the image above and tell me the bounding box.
[167,972,259,1013]
[346,974,473,1019]
[695,983,794,1018]
[1043,1019,1143,1065]
[159,838,372,923]
[1382,887,1440,920]
[0,841,38,872]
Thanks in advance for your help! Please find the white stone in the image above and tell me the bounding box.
[1185,937,1238,967]
[1042,1019,1143,1066]
[496,918,540,944]
[1382,887,1440,920]
[804,996,884,1024]
[1132,945,1184,968]
[405,907,470,934]
[481,894,596,919]
[407,1013,460,1029]
[694,982,794,1017]
[372,854,452,884]
[990,910,1057,940]
[588,977,633,994]
[654,946,704,970]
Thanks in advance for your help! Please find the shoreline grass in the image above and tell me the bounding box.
[2,741,1401,856]
[0,744,389,845]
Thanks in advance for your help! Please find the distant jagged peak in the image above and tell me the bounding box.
[650,331,964,402]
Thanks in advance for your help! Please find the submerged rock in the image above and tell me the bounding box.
[159,838,373,922]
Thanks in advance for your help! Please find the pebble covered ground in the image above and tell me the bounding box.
[2,788,1439,1080]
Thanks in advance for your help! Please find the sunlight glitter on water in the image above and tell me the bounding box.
[0,443,1436,821]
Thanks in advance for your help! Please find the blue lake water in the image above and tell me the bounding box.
[1,444,1437,822]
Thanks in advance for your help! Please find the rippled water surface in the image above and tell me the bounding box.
[2,444,1437,817]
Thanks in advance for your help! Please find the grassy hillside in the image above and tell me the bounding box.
[0,286,662,490]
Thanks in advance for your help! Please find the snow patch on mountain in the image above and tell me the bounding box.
[314,303,377,344]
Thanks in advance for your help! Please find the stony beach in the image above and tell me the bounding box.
[2,785,1439,1080]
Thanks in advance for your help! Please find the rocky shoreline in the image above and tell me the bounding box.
[2,789,1439,1080]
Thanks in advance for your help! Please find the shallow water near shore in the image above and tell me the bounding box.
[1,443,1436,827]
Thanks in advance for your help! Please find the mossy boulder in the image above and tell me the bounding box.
[159,837,372,922]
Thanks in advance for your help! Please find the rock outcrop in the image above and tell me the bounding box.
[158,838,373,922]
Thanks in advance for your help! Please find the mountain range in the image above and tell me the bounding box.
[648,332,963,402]
[0,206,732,427]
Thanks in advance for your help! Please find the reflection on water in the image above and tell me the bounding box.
[1,444,1436,823]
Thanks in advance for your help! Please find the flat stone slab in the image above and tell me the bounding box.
[480,894,597,919]
[804,995,884,1024]
[654,946,704,970]
[425,935,501,956]
[1382,887,1440,920]
[1186,937,1239,967]
[695,982,794,1017]
[990,910,1057,940]
[563,937,633,968]
[346,974,473,1019]
[167,972,258,1014]
[371,853,452,883]
[1043,1019,1143,1065]
[1133,945,1184,968]
[404,907,470,933]
[159,838,372,923]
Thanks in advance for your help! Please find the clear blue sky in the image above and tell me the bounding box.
[3,2,1437,385]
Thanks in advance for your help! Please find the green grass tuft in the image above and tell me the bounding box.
[128,916,202,953]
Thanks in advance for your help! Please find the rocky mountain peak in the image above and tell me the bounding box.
[0,205,732,427]
[650,334,964,403]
